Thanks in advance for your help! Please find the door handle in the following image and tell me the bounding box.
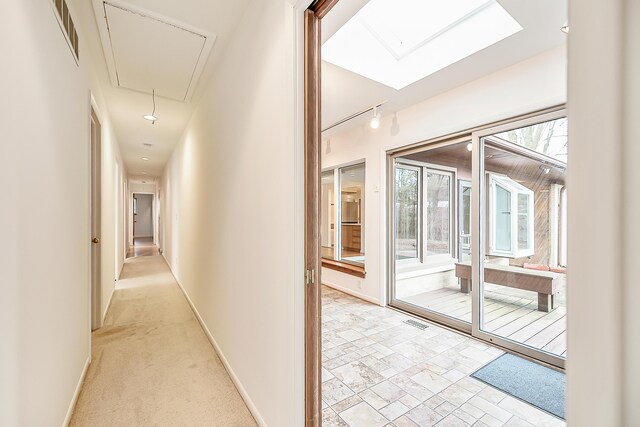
[92,238,100,244]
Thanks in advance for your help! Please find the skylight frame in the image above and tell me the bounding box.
[322,0,523,90]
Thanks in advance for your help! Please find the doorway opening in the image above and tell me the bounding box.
[129,192,156,258]
[306,0,568,424]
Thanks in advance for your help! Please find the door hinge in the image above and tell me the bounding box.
[305,268,315,285]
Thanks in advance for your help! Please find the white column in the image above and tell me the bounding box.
[567,0,640,424]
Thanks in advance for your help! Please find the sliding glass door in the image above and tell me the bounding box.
[389,110,567,368]
[390,140,473,331]
[474,113,568,367]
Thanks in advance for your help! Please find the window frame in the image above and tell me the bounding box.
[423,166,456,261]
[395,159,457,266]
[321,160,366,268]
[487,172,535,258]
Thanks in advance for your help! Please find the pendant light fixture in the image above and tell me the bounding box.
[370,105,381,129]
[143,89,158,124]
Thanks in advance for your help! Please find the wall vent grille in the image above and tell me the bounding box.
[51,0,79,63]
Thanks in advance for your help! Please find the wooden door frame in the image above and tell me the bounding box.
[304,1,340,425]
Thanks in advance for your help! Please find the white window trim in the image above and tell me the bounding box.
[487,172,534,258]
[321,161,366,266]
[394,160,459,271]
[423,166,456,262]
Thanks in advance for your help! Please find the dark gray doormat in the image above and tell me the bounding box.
[471,353,565,420]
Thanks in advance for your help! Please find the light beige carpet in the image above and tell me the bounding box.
[70,255,257,426]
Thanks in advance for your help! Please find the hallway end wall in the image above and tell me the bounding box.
[160,1,305,425]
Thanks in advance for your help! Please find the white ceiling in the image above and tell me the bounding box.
[321,0,567,136]
[96,1,216,102]
[74,0,253,177]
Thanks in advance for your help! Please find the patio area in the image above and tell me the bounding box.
[399,270,567,357]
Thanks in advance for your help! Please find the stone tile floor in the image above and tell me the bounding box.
[321,286,565,427]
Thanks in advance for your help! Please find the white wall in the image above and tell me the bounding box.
[130,182,157,193]
[0,2,91,424]
[86,30,128,324]
[0,1,126,424]
[134,194,153,237]
[566,0,640,424]
[160,1,305,425]
[321,46,567,304]
[94,98,127,318]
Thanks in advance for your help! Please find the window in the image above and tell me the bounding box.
[488,173,534,258]
[321,162,365,267]
[425,170,452,256]
[321,170,335,260]
[395,165,420,260]
[395,162,456,263]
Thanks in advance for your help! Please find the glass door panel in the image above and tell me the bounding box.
[478,116,568,364]
[391,141,472,327]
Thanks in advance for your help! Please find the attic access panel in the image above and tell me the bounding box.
[93,0,216,102]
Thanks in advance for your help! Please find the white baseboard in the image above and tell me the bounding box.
[62,356,90,426]
[102,286,114,323]
[322,280,381,305]
[117,261,125,280]
[160,254,267,427]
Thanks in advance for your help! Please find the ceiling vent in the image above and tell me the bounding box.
[93,0,217,102]
[51,0,80,63]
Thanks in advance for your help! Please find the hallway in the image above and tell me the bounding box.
[70,254,256,426]
[4,0,640,425]
[127,237,159,258]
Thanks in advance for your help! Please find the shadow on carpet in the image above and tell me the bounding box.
[471,352,565,419]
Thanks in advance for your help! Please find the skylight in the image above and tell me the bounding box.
[322,0,523,90]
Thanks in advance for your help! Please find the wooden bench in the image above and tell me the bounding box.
[454,262,560,312]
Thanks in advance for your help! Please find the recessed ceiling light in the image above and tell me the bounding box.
[322,0,523,90]
[142,157,150,161]
[540,165,551,174]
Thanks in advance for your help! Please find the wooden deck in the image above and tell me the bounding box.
[402,284,567,357]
